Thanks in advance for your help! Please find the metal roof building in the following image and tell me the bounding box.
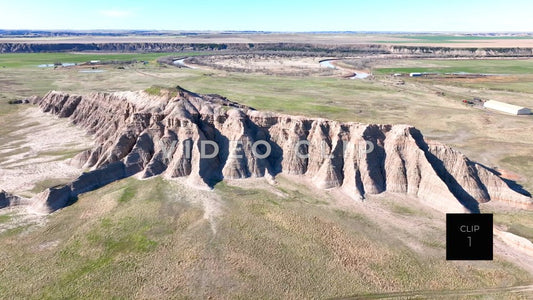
[483,100,531,115]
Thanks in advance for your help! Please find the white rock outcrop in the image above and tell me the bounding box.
[27,87,532,213]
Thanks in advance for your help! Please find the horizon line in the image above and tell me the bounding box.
[2,29,533,35]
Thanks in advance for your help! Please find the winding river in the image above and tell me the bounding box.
[319,59,370,79]
[173,58,197,69]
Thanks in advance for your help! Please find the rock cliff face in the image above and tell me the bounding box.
[387,46,533,57]
[1,42,531,58]
[30,87,532,213]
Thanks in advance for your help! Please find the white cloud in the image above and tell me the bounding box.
[99,10,133,18]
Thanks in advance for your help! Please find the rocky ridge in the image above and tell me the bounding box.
[1,42,532,58]
[26,87,532,213]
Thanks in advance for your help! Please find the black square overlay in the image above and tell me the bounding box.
[446,214,493,260]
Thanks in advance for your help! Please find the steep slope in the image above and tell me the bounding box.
[0,190,27,208]
[28,87,532,213]
[1,41,532,58]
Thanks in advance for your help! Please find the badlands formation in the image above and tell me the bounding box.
[16,87,531,214]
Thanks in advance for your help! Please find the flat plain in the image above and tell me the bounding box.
[1,33,533,298]
[2,32,533,47]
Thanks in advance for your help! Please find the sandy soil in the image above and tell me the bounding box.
[0,107,93,195]
[186,55,344,76]
[496,168,525,181]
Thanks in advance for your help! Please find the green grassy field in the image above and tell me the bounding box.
[0,52,201,68]
[439,78,533,94]
[0,176,530,298]
[1,53,531,193]
[1,52,533,297]
[373,59,533,75]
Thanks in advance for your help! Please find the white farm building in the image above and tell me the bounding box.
[483,100,531,115]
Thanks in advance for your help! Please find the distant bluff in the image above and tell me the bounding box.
[1,42,532,58]
[28,87,532,213]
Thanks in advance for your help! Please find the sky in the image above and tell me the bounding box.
[1,0,532,32]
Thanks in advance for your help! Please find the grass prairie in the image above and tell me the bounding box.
[1,54,532,193]
[1,51,533,297]
[0,52,201,68]
[0,176,531,298]
[3,32,533,48]
[373,35,533,45]
[373,58,533,75]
